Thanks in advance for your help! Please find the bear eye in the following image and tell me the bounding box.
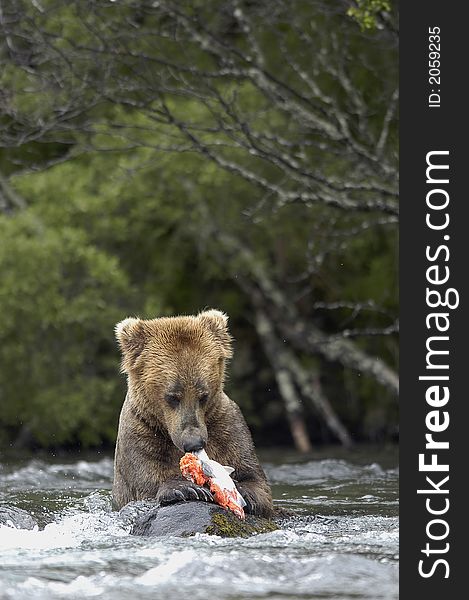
[199,393,209,405]
[165,394,181,408]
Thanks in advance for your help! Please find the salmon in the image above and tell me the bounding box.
[180,450,246,520]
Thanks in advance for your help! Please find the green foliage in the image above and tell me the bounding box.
[347,0,391,30]
[0,136,398,447]
[0,209,131,446]
[0,0,398,449]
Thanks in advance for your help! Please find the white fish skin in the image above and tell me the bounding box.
[195,450,246,508]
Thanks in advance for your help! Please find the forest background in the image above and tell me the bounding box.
[0,0,398,453]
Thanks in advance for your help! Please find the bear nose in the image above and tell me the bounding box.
[183,436,206,453]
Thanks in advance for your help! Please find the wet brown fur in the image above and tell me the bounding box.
[112,310,273,517]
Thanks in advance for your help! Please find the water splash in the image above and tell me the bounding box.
[0,452,398,600]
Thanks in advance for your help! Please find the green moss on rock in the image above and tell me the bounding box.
[205,511,278,538]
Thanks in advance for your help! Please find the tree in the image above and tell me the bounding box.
[0,0,398,449]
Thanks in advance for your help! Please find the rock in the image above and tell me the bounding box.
[131,501,278,538]
[118,499,160,522]
[0,505,38,530]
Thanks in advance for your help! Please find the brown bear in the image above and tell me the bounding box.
[112,309,273,517]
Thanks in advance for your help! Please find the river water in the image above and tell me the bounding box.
[0,446,398,599]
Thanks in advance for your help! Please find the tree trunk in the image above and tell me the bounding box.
[285,352,353,448]
[254,309,312,453]
[255,308,353,448]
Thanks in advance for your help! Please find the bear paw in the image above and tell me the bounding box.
[157,481,214,506]
[234,484,259,515]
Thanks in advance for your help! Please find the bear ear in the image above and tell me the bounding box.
[198,309,233,359]
[115,317,146,372]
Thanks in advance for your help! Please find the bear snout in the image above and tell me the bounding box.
[182,434,206,453]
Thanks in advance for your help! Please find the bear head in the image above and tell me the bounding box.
[115,309,233,453]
